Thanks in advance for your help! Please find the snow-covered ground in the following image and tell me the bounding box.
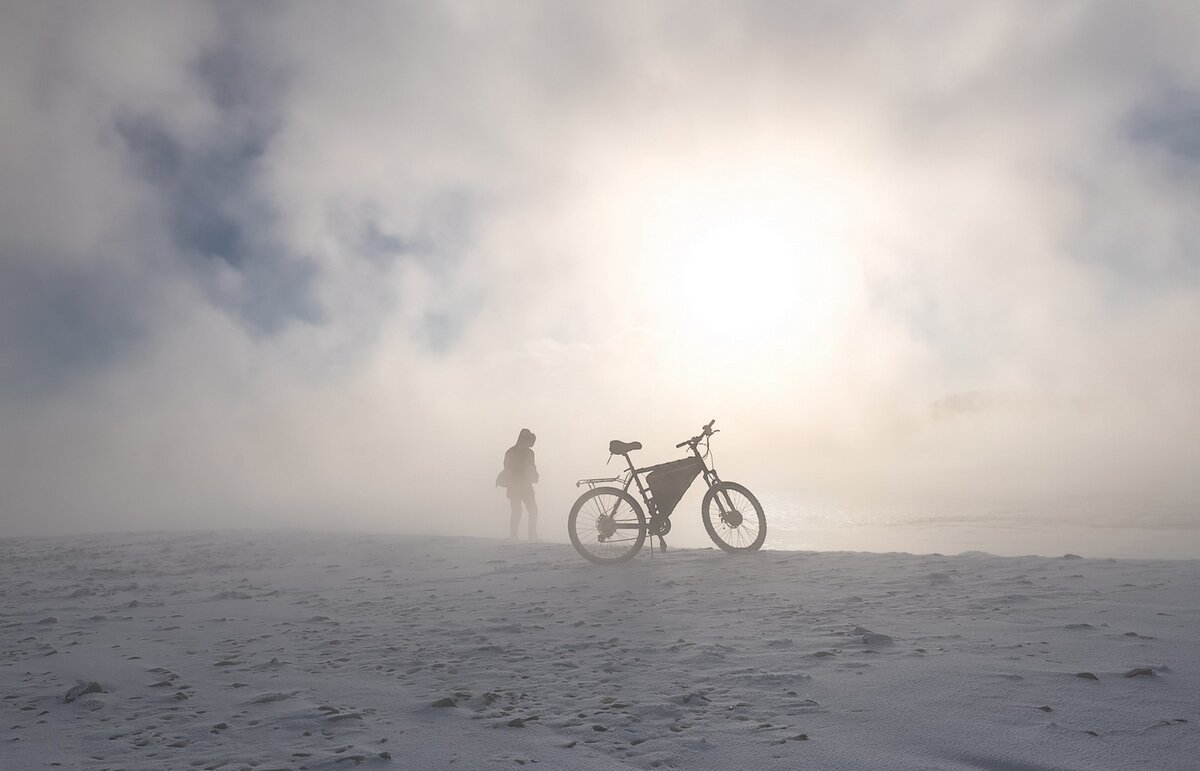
[1,530,1197,770]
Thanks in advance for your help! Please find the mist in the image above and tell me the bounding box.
[3,1,1199,544]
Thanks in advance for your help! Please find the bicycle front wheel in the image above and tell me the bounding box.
[702,482,766,552]
[568,487,647,565]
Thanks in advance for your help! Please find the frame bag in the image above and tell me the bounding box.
[646,457,703,518]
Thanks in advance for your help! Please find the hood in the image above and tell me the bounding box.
[517,428,536,447]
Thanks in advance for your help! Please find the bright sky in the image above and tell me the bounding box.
[2,2,1199,539]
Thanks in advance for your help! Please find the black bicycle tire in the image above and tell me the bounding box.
[701,481,767,553]
[568,487,647,565]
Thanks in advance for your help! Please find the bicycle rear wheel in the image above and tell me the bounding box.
[568,487,647,565]
[701,481,766,552]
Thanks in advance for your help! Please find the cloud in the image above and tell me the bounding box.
[2,1,1199,537]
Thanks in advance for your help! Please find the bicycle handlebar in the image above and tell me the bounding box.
[676,419,718,448]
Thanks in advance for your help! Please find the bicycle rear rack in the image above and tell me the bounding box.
[575,476,620,489]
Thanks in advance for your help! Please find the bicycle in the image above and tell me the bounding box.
[567,420,767,564]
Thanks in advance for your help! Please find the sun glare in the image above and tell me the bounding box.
[622,166,860,354]
[675,209,814,341]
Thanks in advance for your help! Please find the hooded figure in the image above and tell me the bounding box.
[498,428,539,540]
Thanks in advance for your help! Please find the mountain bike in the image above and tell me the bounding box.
[567,420,766,564]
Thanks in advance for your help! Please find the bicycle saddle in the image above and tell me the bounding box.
[609,440,642,455]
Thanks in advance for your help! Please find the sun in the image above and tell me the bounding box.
[674,208,813,341]
[629,170,858,350]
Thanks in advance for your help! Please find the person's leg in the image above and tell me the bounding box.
[525,490,539,541]
[509,496,521,539]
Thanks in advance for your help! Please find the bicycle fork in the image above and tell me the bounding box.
[706,472,738,524]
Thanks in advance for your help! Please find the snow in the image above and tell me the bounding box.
[1,530,1197,769]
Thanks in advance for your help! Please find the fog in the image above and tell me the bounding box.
[3,2,1199,541]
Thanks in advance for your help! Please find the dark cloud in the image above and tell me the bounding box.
[111,12,322,335]
[1127,86,1200,163]
[0,256,149,398]
[1056,84,1200,291]
[114,112,260,269]
[331,191,478,271]
[354,217,428,267]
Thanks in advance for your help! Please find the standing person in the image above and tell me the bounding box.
[497,428,539,540]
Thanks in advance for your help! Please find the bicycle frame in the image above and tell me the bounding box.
[576,440,723,524]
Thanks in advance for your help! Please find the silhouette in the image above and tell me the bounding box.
[497,428,539,540]
[567,420,766,564]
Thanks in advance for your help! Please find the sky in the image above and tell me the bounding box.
[2,1,1199,542]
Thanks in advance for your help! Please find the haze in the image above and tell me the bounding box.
[2,2,1198,548]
